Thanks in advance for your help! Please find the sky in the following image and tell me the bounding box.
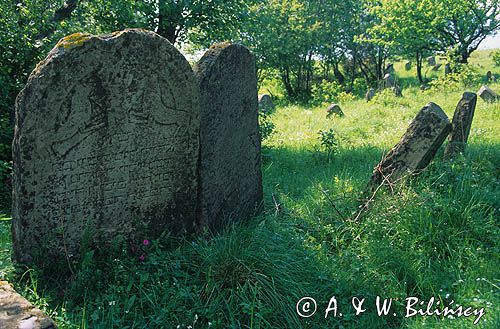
[479,33,500,49]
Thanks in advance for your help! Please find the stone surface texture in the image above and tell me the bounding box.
[369,102,451,188]
[12,29,200,265]
[478,85,499,102]
[444,92,477,158]
[194,43,262,230]
[0,281,56,329]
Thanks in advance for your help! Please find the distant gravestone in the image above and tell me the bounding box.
[369,102,451,189]
[194,43,262,230]
[326,103,344,118]
[478,85,499,102]
[258,94,275,113]
[444,92,477,158]
[444,63,452,76]
[405,61,412,71]
[392,85,403,97]
[383,73,395,88]
[12,29,200,265]
[486,71,492,82]
[366,88,375,101]
[427,56,436,66]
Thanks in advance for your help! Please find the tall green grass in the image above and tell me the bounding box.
[0,52,499,328]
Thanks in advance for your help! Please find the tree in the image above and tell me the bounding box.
[432,0,500,63]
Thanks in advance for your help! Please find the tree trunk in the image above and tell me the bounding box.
[416,52,424,84]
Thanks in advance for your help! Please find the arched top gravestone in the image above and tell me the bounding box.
[194,43,262,230]
[13,29,200,265]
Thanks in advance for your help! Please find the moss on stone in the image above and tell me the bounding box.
[57,33,92,49]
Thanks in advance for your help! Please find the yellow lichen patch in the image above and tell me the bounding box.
[57,33,92,49]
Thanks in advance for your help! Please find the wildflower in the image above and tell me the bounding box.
[139,254,145,262]
[143,239,150,246]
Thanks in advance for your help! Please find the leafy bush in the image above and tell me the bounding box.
[311,80,343,104]
[318,128,338,161]
[492,50,500,67]
[429,63,481,91]
[259,111,276,143]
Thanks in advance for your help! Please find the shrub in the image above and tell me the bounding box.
[318,128,338,161]
[259,111,276,143]
[492,50,500,67]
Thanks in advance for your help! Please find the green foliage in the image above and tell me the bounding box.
[429,64,482,91]
[318,128,338,161]
[493,50,500,67]
[259,111,276,143]
[311,80,343,104]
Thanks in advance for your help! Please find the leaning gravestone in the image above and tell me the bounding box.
[12,29,200,265]
[258,94,275,113]
[194,43,262,230]
[326,103,344,118]
[427,56,436,66]
[369,102,451,189]
[444,92,477,158]
[478,85,499,102]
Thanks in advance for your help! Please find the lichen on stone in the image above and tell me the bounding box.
[57,33,92,49]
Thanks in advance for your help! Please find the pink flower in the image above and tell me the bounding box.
[139,254,145,262]
[143,239,150,246]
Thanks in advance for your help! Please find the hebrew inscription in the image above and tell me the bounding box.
[12,29,200,265]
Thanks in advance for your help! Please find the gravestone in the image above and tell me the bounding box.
[427,56,436,66]
[326,103,344,118]
[478,85,499,102]
[486,71,492,82]
[0,281,56,329]
[385,63,395,75]
[12,29,200,265]
[366,88,375,101]
[444,63,452,76]
[258,94,275,113]
[383,73,395,88]
[369,102,451,189]
[194,43,262,230]
[405,61,412,71]
[392,85,403,97]
[444,92,477,158]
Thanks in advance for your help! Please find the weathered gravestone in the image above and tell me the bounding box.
[478,85,499,102]
[392,85,403,97]
[486,71,492,82]
[12,29,200,265]
[444,92,477,158]
[444,63,452,76]
[366,88,375,101]
[326,103,344,118]
[405,62,412,71]
[194,43,262,230]
[383,73,395,88]
[427,56,436,66]
[369,102,451,189]
[0,281,56,329]
[258,94,275,113]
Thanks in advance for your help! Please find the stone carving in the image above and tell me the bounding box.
[326,104,344,118]
[0,281,56,329]
[444,92,477,158]
[12,29,200,265]
[194,43,262,231]
[258,94,275,113]
[478,85,499,102]
[369,102,451,188]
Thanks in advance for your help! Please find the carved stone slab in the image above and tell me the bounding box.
[444,92,477,158]
[12,29,200,265]
[194,43,262,230]
[369,102,451,188]
[0,281,56,329]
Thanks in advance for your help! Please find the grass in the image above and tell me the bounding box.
[0,50,499,328]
